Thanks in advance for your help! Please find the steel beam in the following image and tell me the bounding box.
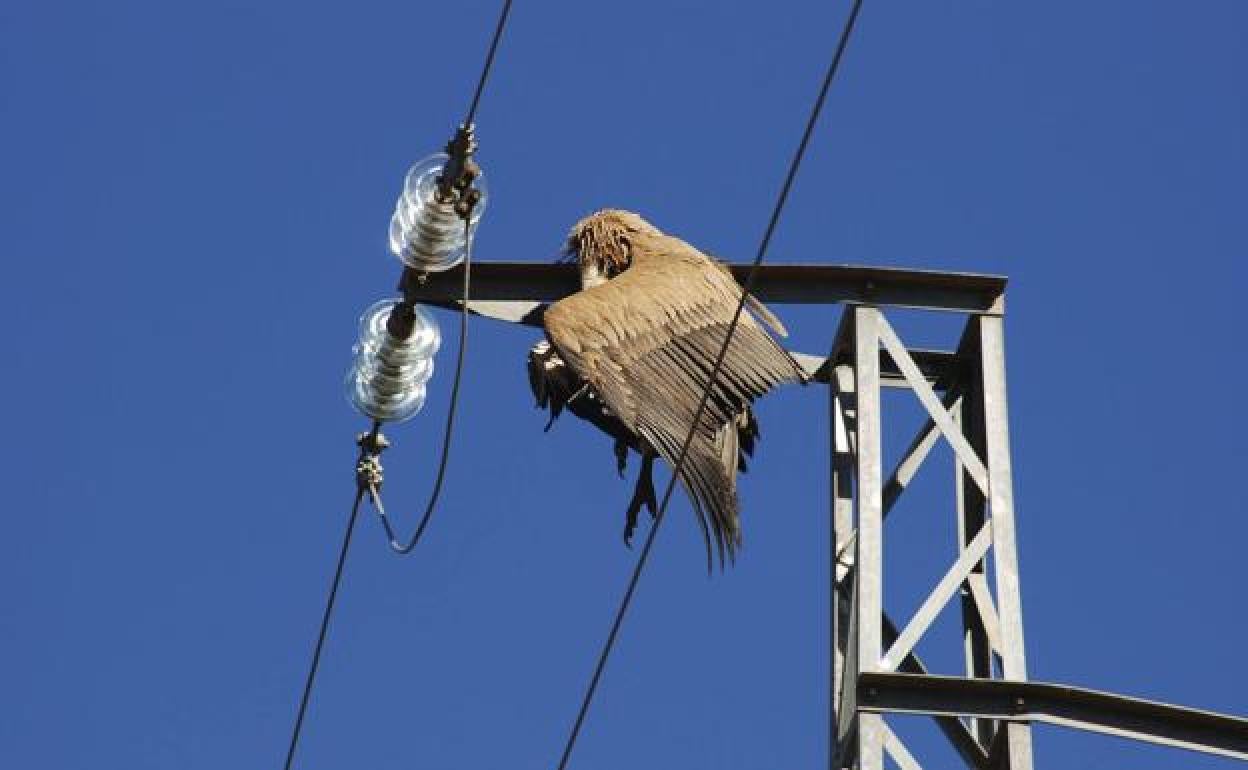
[954,361,997,750]
[835,388,964,574]
[858,672,1248,762]
[883,721,923,770]
[402,262,1007,314]
[834,571,993,768]
[878,317,990,494]
[976,315,1034,767]
[853,307,886,770]
[881,525,993,672]
[830,331,856,769]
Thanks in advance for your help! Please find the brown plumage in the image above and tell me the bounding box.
[530,209,806,566]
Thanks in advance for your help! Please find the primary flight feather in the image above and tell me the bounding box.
[529,210,806,566]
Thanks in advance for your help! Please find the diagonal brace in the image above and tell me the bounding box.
[835,389,964,576]
[877,316,990,495]
[882,524,993,671]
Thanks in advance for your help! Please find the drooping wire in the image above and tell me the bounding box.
[282,423,378,770]
[552,2,865,768]
[367,221,474,553]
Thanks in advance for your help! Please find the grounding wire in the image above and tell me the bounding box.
[552,2,865,768]
[367,221,473,554]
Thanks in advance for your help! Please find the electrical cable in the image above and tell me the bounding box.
[465,0,514,128]
[552,2,865,768]
[282,425,377,770]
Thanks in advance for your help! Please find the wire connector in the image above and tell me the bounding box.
[355,430,390,495]
[436,124,480,206]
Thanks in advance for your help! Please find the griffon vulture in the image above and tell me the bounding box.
[528,210,806,566]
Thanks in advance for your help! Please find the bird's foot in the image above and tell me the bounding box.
[623,511,638,548]
[621,454,658,547]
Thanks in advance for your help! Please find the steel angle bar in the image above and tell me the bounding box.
[877,316,991,495]
[857,672,1248,762]
[966,573,1003,655]
[833,574,992,768]
[882,720,923,770]
[837,573,861,747]
[837,389,964,574]
[882,394,962,514]
[975,315,1034,768]
[853,306,886,770]
[883,622,993,768]
[853,307,884,670]
[829,333,856,770]
[881,524,993,672]
[402,262,1007,314]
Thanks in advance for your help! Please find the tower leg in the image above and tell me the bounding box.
[955,383,996,749]
[830,310,857,770]
[853,307,885,770]
[975,315,1033,769]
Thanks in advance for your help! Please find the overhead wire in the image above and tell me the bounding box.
[465,0,514,127]
[280,0,514,766]
[282,425,377,770]
[552,2,866,768]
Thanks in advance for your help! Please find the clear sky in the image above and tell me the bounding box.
[2,1,1246,768]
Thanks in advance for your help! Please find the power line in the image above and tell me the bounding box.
[553,2,866,768]
[465,0,514,128]
[282,445,372,770]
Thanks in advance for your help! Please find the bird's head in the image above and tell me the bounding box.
[565,209,661,287]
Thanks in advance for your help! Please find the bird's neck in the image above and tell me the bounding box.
[579,260,608,289]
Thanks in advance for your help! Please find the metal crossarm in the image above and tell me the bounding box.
[402,261,1008,323]
[857,672,1248,762]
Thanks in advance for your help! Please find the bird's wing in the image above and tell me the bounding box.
[542,239,805,563]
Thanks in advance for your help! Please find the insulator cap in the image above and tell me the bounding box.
[346,299,440,423]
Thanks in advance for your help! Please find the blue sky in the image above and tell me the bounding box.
[2,1,1245,768]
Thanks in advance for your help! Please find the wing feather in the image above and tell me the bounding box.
[543,233,805,563]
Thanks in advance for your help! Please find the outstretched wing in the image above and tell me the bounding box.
[542,237,805,563]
